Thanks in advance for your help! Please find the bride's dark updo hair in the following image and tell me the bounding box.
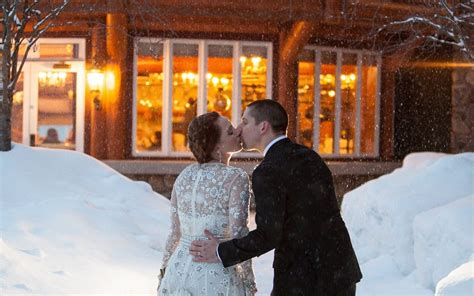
[187,112,221,163]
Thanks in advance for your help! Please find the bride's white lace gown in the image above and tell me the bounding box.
[158,163,256,296]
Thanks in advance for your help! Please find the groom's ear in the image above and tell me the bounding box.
[259,121,270,134]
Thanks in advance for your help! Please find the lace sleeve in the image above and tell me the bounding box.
[161,185,181,269]
[228,170,257,295]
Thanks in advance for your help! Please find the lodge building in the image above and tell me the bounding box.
[11,0,473,198]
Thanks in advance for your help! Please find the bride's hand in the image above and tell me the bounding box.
[189,229,221,263]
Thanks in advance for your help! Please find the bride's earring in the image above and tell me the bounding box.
[217,150,223,163]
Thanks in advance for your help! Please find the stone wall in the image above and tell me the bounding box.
[451,67,474,152]
[128,174,178,199]
[126,173,379,207]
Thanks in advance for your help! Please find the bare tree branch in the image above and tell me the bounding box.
[373,0,473,60]
[1,0,70,151]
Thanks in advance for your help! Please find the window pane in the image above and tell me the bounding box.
[339,53,357,155]
[12,73,24,143]
[37,72,76,149]
[361,55,378,154]
[297,50,315,149]
[241,45,268,109]
[39,43,79,59]
[135,41,163,152]
[172,43,199,152]
[207,44,233,119]
[319,51,337,154]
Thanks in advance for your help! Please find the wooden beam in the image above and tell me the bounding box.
[379,60,395,160]
[280,21,316,64]
[278,21,316,141]
[130,17,280,35]
[89,24,108,159]
[104,3,128,159]
[19,0,443,39]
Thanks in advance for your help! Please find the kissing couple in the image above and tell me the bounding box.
[157,100,362,296]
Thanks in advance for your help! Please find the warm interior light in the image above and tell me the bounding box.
[251,56,261,67]
[220,77,230,86]
[324,74,334,84]
[39,71,67,87]
[328,90,336,97]
[106,71,115,90]
[87,70,104,91]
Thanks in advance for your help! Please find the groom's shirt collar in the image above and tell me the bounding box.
[263,135,287,156]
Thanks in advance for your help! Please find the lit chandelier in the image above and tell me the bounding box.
[38,71,67,87]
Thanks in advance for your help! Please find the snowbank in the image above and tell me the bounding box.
[342,152,474,294]
[2,144,472,295]
[414,195,474,289]
[0,143,275,295]
[1,143,170,294]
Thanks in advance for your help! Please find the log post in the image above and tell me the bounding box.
[278,21,315,140]
[105,1,128,159]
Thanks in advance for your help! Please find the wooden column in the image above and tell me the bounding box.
[89,24,108,159]
[278,21,315,140]
[105,5,128,159]
[379,63,395,160]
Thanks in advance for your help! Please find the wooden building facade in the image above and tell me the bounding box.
[11,0,473,198]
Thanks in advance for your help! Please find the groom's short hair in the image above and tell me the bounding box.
[247,99,288,134]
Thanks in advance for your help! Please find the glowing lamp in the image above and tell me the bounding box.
[87,70,104,92]
[87,69,104,110]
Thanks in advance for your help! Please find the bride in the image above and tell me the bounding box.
[158,112,257,295]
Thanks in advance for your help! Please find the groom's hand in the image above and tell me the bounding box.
[189,229,220,263]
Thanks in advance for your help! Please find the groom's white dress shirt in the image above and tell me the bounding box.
[263,135,287,156]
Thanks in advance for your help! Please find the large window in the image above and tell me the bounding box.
[297,47,381,157]
[133,39,272,156]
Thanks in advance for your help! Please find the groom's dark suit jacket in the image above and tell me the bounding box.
[218,138,362,295]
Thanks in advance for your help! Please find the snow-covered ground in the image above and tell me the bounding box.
[342,152,474,296]
[1,144,472,295]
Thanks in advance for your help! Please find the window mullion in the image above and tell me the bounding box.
[334,51,342,155]
[313,50,321,152]
[22,62,32,145]
[355,53,362,156]
[266,43,273,100]
[198,40,208,115]
[232,42,242,126]
[162,40,173,155]
[131,40,138,154]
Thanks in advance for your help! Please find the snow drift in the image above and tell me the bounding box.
[342,152,474,294]
[2,144,472,295]
[1,143,169,293]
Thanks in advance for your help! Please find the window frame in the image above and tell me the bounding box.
[132,37,273,157]
[300,46,382,158]
[14,38,86,152]
[20,38,86,61]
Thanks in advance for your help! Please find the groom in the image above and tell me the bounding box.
[190,100,362,295]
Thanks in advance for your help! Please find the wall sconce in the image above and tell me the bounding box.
[87,69,104,110]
